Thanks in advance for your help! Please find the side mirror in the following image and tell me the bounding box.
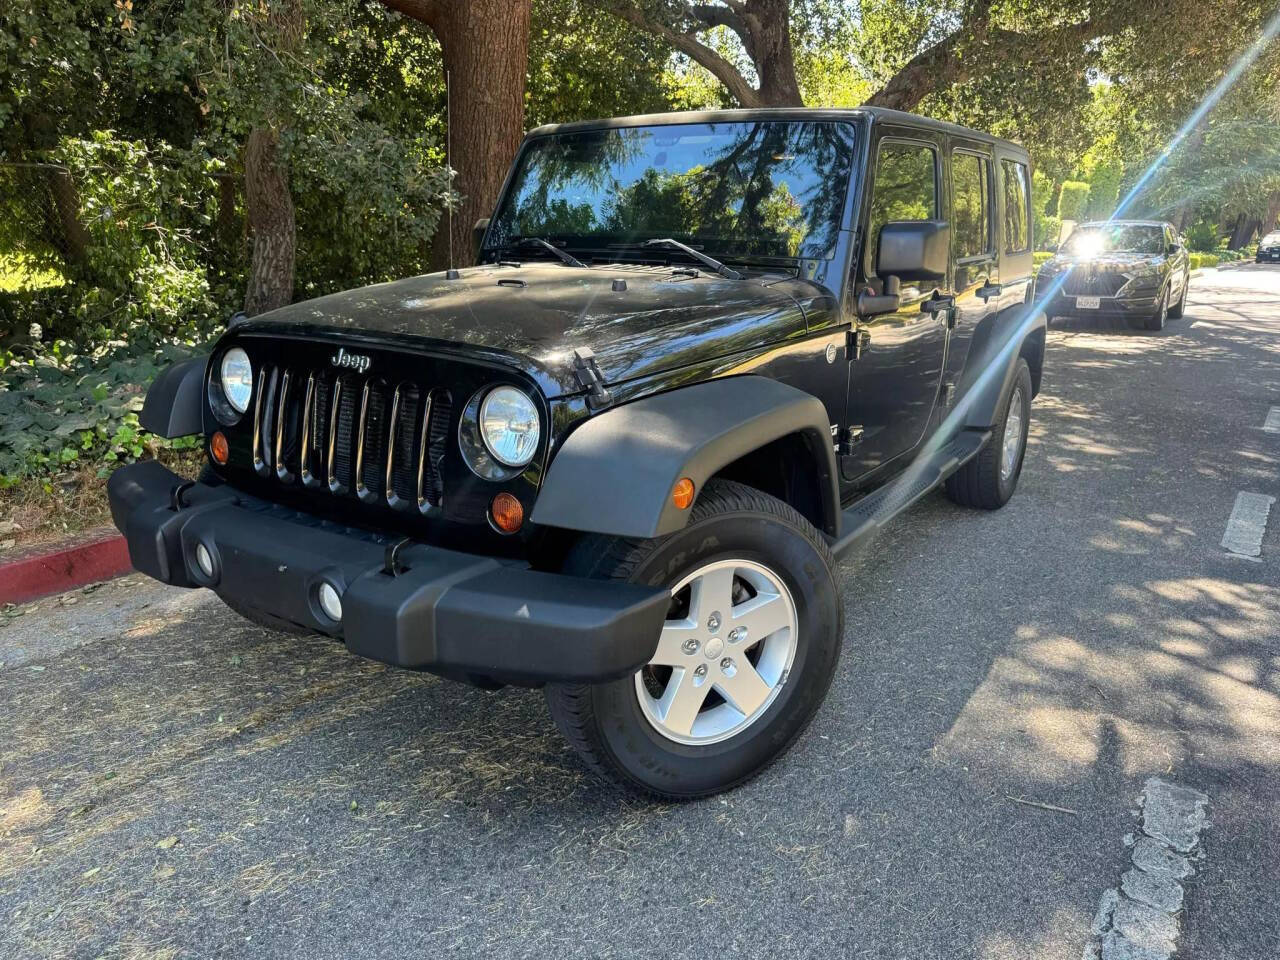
[857,275,901,316]
[877,220,949,282]
[473,218,491,258]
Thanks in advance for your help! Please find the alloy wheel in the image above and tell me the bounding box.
[635,558,798,746]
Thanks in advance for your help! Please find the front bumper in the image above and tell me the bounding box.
[107,461,669,685]
[1045,292,1160,317]
[1258,249,1280,262]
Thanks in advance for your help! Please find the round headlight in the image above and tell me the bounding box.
[479,386,540,468]
[220,347,253,414]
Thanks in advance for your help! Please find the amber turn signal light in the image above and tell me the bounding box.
[672,477,695,510]
[491,492,524,534]
[210,431,229,465]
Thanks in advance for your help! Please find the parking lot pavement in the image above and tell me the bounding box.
[2,265,1278,960]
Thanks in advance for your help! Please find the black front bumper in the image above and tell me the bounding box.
[107,461,668,685]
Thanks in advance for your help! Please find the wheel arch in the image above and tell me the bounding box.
[531,376,840,540]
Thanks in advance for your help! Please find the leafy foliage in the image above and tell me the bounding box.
[0,337,202,486]
[1057,181,1091,222]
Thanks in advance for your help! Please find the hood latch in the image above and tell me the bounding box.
[572,348,612,410]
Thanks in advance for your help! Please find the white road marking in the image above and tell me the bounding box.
[1081,779,1209,960]
[1221,492,1274,558]
[1264,406,1280,434]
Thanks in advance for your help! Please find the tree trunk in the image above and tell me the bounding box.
[744,0,803,106]
[1265,192,1280,234]
[428,0,532,270]
[45,167,92,270]
[243,127,296,316]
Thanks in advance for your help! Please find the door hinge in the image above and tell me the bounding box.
[838,425,865,456]
[572,348,612,409]
[846,327,871,360]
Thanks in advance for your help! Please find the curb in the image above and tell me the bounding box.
[0,527,132,606]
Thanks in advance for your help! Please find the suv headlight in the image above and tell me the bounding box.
[220,347,254,414]
[479,386,540,468]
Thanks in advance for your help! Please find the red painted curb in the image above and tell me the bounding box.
[0,527,133,606]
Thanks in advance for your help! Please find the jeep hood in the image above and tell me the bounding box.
[242,262,819,397]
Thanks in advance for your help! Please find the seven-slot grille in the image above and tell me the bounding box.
[250,364,452,511]
[1062,271,1129,297]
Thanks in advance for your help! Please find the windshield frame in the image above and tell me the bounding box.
[481,117,861,267]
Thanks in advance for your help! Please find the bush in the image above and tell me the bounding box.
[1185,220,1220,252]
[1057,181,1091,222]
[0,336,204,487]
[1084,160,1123,221]
[1033,251,1054,267]
[1189,253,1219,269]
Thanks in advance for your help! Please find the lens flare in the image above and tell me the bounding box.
[853,9,1280,556]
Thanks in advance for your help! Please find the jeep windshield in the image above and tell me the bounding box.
[485,120,857,265]
[1064,224,1165,257]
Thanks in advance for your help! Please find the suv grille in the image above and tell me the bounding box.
[1062,271,1129,297]
[250,364,453,512]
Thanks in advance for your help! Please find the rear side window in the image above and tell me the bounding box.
[1001,159,1030,254]
[952,152,991,259]
[867,141,938,270]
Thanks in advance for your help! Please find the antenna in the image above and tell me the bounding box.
[445,69,459,280]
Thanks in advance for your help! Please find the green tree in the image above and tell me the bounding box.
[1057,181,1091,222]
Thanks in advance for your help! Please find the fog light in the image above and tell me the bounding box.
[194,542,216,579]
[318,582,343,622]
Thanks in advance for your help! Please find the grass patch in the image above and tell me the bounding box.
[0,450,204,554]
[0,254,66,294]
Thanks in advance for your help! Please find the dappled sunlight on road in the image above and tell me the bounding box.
[934,577,1280,785]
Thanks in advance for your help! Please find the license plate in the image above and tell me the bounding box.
[1076,296,1101,309]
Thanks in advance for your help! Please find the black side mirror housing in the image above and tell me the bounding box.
[473,218,491,259]
[877,220,950,282]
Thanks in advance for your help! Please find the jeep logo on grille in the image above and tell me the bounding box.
[330,347,371,374]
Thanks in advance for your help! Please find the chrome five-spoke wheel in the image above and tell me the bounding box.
[635,558,798,745]
[1000,384,1026,483]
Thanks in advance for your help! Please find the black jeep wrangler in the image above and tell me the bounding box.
[109,108,1045,799]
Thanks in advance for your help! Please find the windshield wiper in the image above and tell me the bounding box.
[642,238,742,280]
[507,237,587,269]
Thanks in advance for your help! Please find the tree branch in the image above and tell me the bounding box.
[867,15,1106,112]
[600,2,763,107]
[375,0,441,29]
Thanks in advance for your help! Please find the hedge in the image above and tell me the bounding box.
[1057,181,1091,222]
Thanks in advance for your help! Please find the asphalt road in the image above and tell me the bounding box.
[2,264,1278,960]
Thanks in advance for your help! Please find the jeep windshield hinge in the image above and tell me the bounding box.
[847,327,871,361]
[572,348,612,409]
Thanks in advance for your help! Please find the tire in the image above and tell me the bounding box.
[545,479,842,800]
[944,357,1033,510]
[1141,287,1168,331]
[1167,276,1187,319]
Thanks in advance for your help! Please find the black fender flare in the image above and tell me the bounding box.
[531,376,839,539]
[140,354,208,438]
[958,305,1046,432]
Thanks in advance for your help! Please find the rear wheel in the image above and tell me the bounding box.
[545,480,842,800]
[1167,276,1187,319]
[944,358,1033,510]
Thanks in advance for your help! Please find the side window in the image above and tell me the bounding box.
[867,141,938,273]
[1001,159,1030,254]
[952,152,991,259]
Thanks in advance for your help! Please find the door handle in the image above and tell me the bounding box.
[920,295,955,315]
[977,282,1002,301]
[921,295,956,328]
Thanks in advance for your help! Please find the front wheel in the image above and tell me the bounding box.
[545,480,842,799]
[1136,287,1168,331]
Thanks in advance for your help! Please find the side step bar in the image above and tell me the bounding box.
[831,429,991,560]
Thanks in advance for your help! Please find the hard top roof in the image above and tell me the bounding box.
[526,107,1028,156]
